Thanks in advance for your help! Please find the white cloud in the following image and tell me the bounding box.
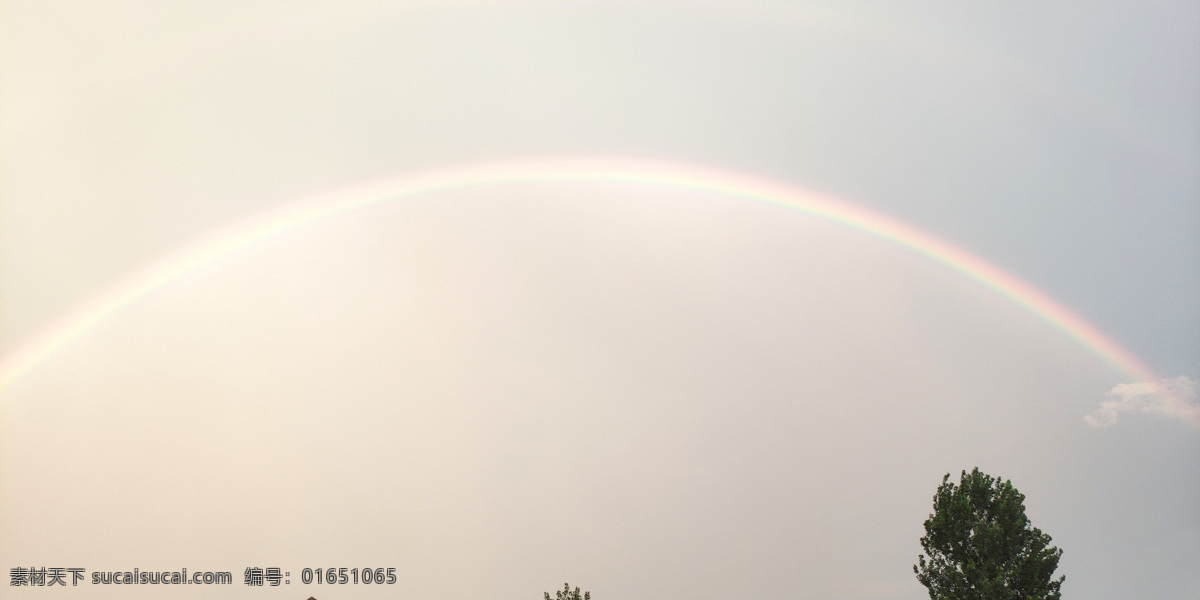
[1085,375,1200,428]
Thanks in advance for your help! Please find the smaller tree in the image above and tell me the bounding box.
[915,468,1064,600]
[545,582,590,600]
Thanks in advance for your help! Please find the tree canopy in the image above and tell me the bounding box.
[915,467,1064,600]
[545,582,590,600]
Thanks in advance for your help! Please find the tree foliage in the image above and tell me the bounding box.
[545,582,590,600]
[915,468,1064,600]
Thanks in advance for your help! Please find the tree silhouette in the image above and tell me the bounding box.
[915,468,1064,600]
[545,582,590,600]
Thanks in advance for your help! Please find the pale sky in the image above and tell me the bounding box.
[2,2,1198,599]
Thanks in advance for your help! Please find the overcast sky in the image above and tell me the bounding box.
[2,2,1198,599]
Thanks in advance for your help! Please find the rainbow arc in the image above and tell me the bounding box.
[0,157,1180,420]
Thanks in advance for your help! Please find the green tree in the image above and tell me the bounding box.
[545,582,590,600]
[915,468,1064,600]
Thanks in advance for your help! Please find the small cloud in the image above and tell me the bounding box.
[1085,375,1200,428]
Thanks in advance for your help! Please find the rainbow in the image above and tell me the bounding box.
[0,157,1181,418]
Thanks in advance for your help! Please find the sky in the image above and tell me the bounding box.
[1,1,1198,599]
